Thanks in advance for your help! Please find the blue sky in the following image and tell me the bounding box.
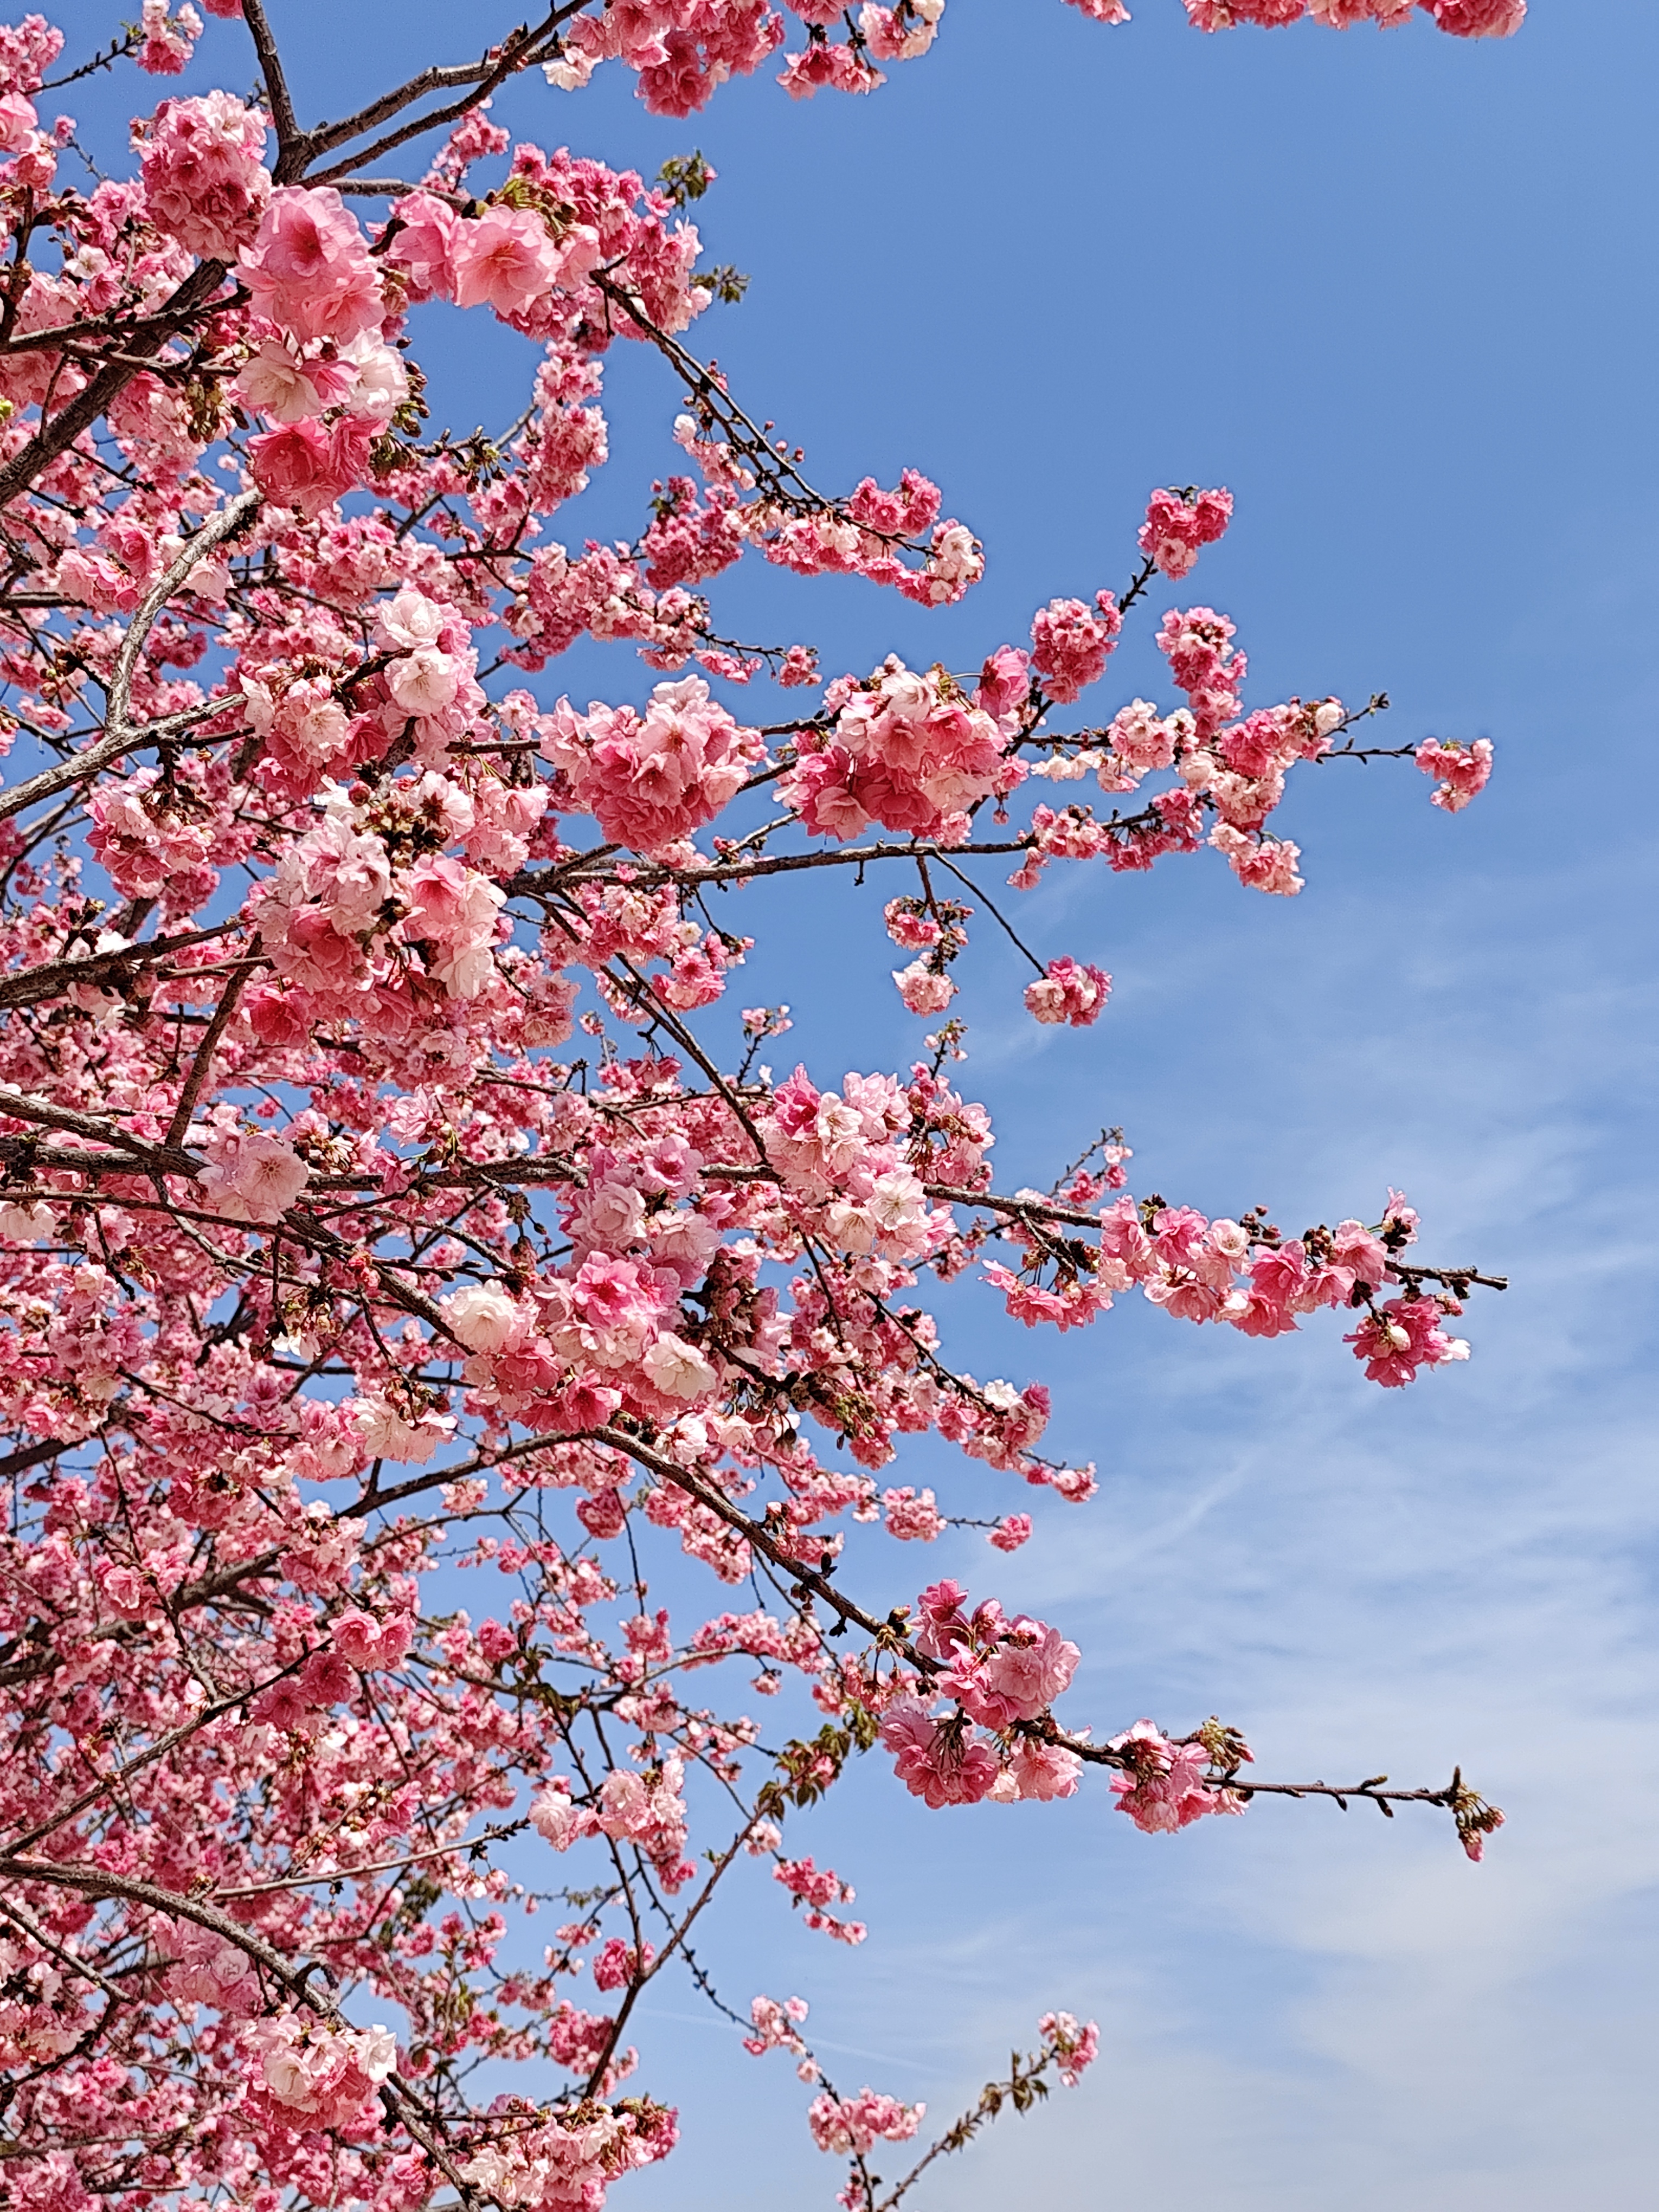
[47,2,1659,2204]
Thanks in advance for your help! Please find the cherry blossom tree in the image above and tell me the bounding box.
[0,4,1519,2209]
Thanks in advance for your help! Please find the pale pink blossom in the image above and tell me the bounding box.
[882,1485,944,1540]
[1209,820,1304,896]
[642,1332,719,1399]
[860,0,944,62]
[1038,2009,1100,2087]
[386,646,462,717]
[233,338,357,423]
[1107,1719,1244,1833]
[442,1283,524,1353]
[376,584,450,651]
[256,2017,397,2128]
[529,1782,598,1851]
[351,1398,455,1463]
[452,205,561,317]
[880,1697,999,1807]
[808,2086,924,2156]
[240,186,383,345]
[892,959,956,1015]
[198,1127,310,1224]
[742,1993,810,2058]
[953,1616,1079,1724]
[996,1738,1083,1801]
[0,1200,53,1241]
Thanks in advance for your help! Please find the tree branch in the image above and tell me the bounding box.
[0,493,260,821]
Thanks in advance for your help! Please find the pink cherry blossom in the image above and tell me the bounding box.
[139,92,269,260]
[946,1613,1080,1725]
[1138,485,1233,578]
[808,2086,924,2156]
[743,1994,811,2057]
[882,1485,945,1540]
[1024,955,1111,1026]
[1038,2010,1100,2086]
[998,1738,1083,1801]
[452,204,562,317]
[892,959,957,1015]
[1107,1719,1243,1833]
[197,1126,310,1223]
[1345,1295,1470,1386]
[1030,590,1122,701]
[442,1282,524,1352]
[543,677,766,856]
[1416,735,1494,811]
[880,1698,1000,1807]
[247,415,374,516]
[136,0,203,76]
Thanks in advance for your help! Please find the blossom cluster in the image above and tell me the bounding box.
[778,655,1018,842]
[879,1580,1086,1806]
[256,2017,399,2130]
[529,0,1523,114]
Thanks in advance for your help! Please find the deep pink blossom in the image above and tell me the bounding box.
[1030,591,1122,702]
[1346,1295,1470,1386]
[1138,486,1233,578]
[1024,956,1111,1027]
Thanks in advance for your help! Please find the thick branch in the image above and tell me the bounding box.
[237,0,303,171]
[0,1085,201,1176]
[0,260,231,512]
[0,924,239,1011]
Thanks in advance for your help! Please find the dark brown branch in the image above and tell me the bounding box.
[0,1896,132,2006]
[507,834,1034,902]
[301,11,572,187]
[293,6,580,174]
[0,1436,67,1481]
[0,924,239,1010]
[237,0,303,172]
[0,1088,200,1177]
[0,259,231,512]
[163,957,262,1149]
